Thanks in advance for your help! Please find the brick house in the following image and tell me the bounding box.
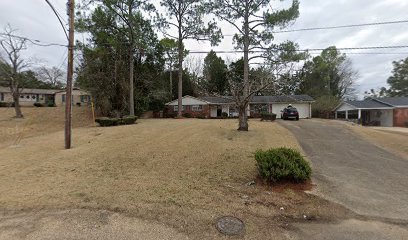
[165,95,315,118]
[334,97,408,127]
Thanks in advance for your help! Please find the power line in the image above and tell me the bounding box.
[223,19,408,36]
[0,33,67,47]
[187,45,408,54]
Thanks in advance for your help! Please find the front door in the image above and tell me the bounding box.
[210,106,217,118]
[217,108,222,117]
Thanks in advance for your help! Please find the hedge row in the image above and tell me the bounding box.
[95,116,137,127]
[260,112,277,121]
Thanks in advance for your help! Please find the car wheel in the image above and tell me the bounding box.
[296,117,299,121]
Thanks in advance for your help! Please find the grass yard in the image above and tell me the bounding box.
[0,108,352,239]
[346,124,408,159]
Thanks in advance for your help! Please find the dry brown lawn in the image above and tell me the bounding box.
[0,110,352,239]
[346,124,408,159]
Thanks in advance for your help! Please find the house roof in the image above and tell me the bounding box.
[166,95,315,105]
[0,86,59,95]
[199,96,233,104]
[373,97,408,107]
[251,95,315,103]
[344,99,393,109]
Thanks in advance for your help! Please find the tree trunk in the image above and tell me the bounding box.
[238,105,248,131]
[129,43,135,116]
[177,30,183,118]
[11,88,23,118]
[169,63,173,96]
[238,5,250,131]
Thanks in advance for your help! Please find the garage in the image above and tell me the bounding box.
[250,95,314,119]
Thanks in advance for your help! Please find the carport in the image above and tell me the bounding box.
[334,99,394,126]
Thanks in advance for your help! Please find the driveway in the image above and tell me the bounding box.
[280,119,408,220]
[280,119,408,239]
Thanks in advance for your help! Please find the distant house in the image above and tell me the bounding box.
[165,95,315,119]
[334,97,408,127]
[0,87,91,107]
[0,86,57,106]
[55,88,91,106]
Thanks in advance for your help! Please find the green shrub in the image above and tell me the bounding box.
[404,121,408,128]
[196,112,207,119]
[166,112,177,118]
[255,147,311,183]
[221,112,229,119]
[95,117,119,127]
[182,112,192,118]
[34,102,45,107]
[47,102,56,107]
[260,112,276,121]
[96,116,138,127]
[0,102,14,107]
[119,115,137,125]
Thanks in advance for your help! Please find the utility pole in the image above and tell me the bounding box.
[65,0,74,149]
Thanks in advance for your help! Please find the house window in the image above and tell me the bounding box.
[0,93,4,101]
[20,95,24,99]
[173,105,185,111]
[62,94,66,103]
[192,105,203,111]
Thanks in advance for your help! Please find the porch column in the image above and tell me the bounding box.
[345,110,349,120]
[335,111,338,119]
[358,109,362,124]
[309,103,312,119]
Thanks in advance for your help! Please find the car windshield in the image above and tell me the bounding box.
[287,108,298,112]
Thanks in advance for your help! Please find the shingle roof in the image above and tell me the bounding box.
[199,96,233,104]
[199,95,314,104]
[345,99,393,109]
[374,97,408,107]
[0,86,59,94]
[251,95,314,103]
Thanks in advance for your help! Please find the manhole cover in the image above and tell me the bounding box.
[216,216,245,236]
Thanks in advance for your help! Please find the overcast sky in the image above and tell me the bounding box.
[1,0,407,98]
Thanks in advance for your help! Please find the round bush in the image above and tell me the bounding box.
[255,147,311,183]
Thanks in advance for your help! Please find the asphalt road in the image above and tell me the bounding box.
[280,119,408,239]
[280,119,408,220]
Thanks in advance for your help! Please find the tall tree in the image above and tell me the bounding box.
[203,50,228,95]
[0,25,29,118]
[387,57,408,97]
[160,0,221,117]
[81,0,156,116]
[213,0,302,131]
[36,66,65,89]
[298,46,358,100]
[76,2,162,116]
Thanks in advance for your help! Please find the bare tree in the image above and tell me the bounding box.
[36,66,65,88]
[0,25,29,118]
[338,58,358,100]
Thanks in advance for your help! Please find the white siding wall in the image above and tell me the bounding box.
[369,109,394,127]
[167,97,207,106]
[272,103,311,119]
[336,103,357,112]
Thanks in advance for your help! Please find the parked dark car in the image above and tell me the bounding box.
[281,107,299,120]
